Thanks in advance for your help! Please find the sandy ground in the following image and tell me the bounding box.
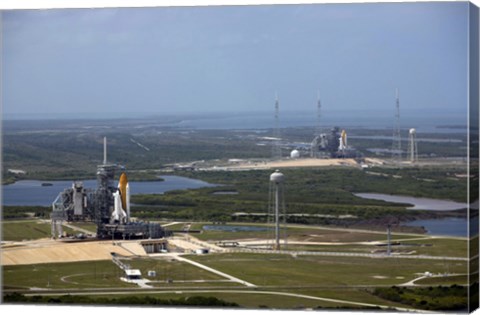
[226,158,358,170]
[169,236,226,253]
[2,232,233,266]
[1,239,142,266]
[1,235,227,266]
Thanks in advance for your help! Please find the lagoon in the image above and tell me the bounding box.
[354,193,470,237]
[354,193,468,211]
[2,176,216,206]
[405,217,468,237]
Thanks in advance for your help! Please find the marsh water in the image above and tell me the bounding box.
[354,193,468,211]
[355,192,470,237]
[3,179,472,237]
[404,217,469,237]
[2,176,216,206]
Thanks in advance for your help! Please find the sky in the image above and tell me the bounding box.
[1,1,471,118]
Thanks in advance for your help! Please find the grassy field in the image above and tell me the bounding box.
[68,222,98,234]
[121,257,225,283]
[78,291,374,309]
[2,260,132,290]
[188,253,468,287]
[283,239,468,258]
[399,238,468,257]
[2,247,469,310]
[1,220,78,241]
[187,222,424,242]
[2,257,238,291]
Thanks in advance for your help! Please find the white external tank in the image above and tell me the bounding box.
[290,149,300,159]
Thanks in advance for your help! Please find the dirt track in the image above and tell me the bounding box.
[228,158,358,170]
[1,239,143,266]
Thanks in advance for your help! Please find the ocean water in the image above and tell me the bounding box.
[172,110,467,133]
[4,109,468,133]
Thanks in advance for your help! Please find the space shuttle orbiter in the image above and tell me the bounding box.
[111,172,130,224]
[338,129,347,151]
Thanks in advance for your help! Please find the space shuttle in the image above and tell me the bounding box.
[111,172,130,224]
[338,129,347,151]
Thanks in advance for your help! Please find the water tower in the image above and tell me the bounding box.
[408,128,418,162]
[268,170,287,250]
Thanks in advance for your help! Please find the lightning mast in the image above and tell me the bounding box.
[311,92,322,158]
[272,93,281,159]
[316,91,321,136]
[392,88,402,163]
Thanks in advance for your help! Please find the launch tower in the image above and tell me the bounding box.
[51,137,167,240]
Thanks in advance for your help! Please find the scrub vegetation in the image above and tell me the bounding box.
[2,118,466,184]
[3,293,240,307]
[373,285,469,310]
[131,167,467,228]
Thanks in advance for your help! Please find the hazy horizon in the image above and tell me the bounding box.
[3,2,469,117]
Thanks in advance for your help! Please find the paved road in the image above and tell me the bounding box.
[172,254,256,287]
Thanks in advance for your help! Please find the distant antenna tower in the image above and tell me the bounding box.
[392,88,402,163]
[408,128,418,163]
[268,170,287,250]
[311,92,322,158]
[316,91,322,136]
[272,93,281,159]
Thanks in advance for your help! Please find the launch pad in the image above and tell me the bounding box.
[50,138,168,240]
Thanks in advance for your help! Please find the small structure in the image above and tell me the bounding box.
[123,269,142,282]
[290,149,300,159]
[141,239,168,253]
[147,270,156,277]
[408,128,418,162]
[195,248,209,255]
